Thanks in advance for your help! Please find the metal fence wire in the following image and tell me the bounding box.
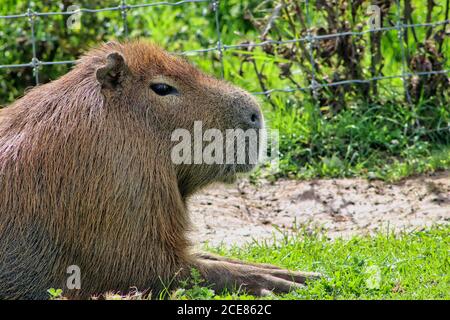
[0,0,449,97]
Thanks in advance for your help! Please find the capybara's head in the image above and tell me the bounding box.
[86,40,264,195]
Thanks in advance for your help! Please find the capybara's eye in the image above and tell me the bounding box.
[150,83,178,96]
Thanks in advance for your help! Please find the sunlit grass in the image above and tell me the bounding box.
[175,225,450,300]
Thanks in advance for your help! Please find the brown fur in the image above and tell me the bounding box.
[0,40,316,299]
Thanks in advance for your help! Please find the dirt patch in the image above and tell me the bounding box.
[188,171,450,246]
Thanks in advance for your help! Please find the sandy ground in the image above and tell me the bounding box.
[188,171,450,247]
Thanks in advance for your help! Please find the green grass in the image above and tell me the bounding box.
[175,225,450,300]
[262,94,450,181]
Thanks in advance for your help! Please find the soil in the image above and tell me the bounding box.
[188,171,450,246]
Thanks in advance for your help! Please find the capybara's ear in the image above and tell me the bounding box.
[96,52,129,90]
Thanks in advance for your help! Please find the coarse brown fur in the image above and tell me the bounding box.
[0,40,318,299]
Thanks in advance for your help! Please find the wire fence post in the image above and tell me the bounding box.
[212,0,224,79]
[27,5,39,85]
[395,0,412,104]
[120,0,129,38]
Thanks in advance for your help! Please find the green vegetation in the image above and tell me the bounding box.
[47,288,63,300]
[266,98,450,181]
[176,225,449,300]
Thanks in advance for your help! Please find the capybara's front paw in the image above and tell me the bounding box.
[194,255,320,296]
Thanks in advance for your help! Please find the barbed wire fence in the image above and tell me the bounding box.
[0,0,449,99]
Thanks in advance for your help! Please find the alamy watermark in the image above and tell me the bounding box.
[171,121,279,173]
[367,4,381,30]
[67,5,82,31]
[66,264,81,290]
[364,265,382,290]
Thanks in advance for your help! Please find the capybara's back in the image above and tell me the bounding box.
[0,79,79,299]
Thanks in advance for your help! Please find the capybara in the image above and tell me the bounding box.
[0,40,318,299]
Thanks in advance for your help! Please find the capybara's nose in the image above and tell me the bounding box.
[236,103,263,130]
[227,88,264,130]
